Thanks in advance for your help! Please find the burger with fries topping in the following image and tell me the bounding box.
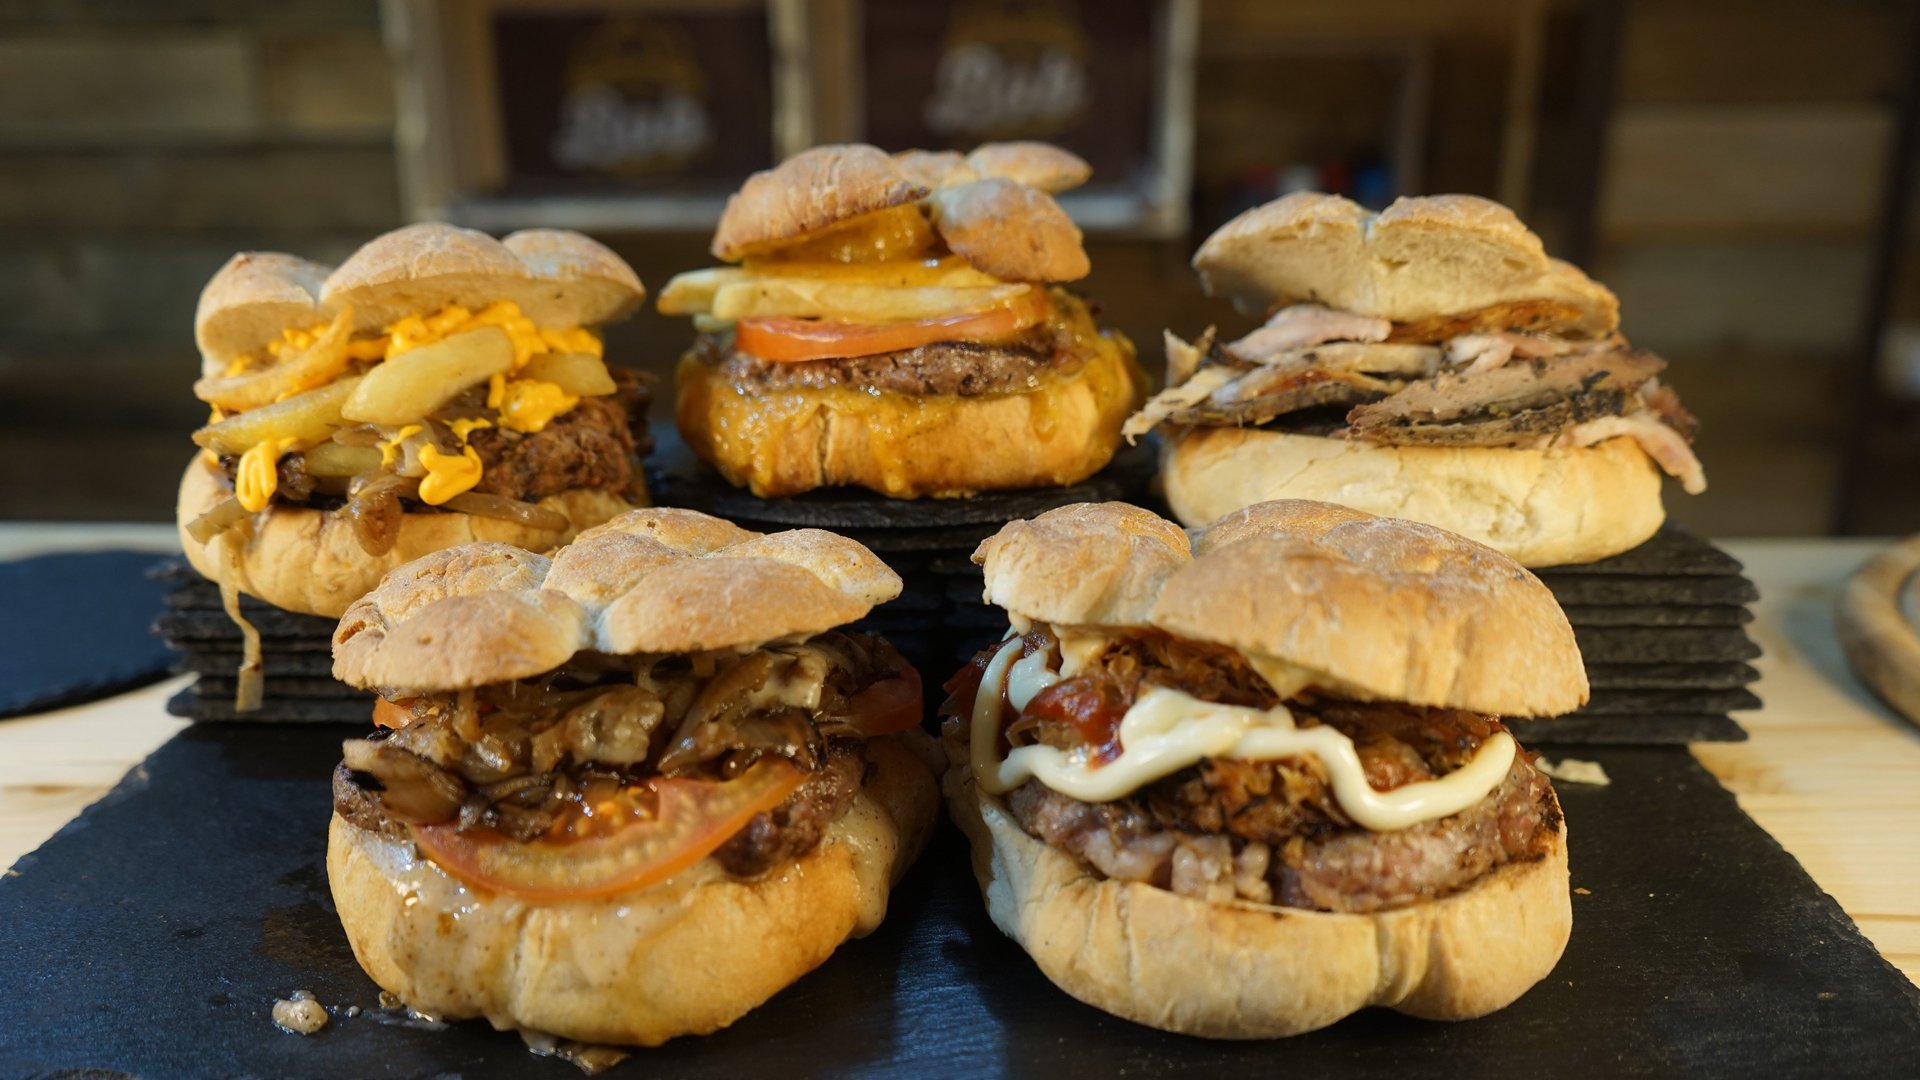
[659,141,1146,499]
[178,223,650,625]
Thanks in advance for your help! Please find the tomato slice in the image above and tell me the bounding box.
[371,697,412,729]
[845,668,924,737]
[735,289,1048,362]
[411,758,806,902]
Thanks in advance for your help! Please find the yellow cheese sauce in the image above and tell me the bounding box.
[234,436,298,512]
[676,292,1145,498]
[967,632,1518,833]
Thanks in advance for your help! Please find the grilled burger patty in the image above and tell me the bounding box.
[689,318,1088,398]
[334,631,907,881]
[221,368,650,508]
[957,631,1560,913]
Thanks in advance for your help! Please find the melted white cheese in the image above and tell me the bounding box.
[967,632,1517,832]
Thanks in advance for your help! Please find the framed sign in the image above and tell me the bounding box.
[808,0,1196,237]
[384,0,815,231]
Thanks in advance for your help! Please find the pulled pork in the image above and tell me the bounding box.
[334,631,911,880]
[1129,301,1706,493]
[947,628,1560,913]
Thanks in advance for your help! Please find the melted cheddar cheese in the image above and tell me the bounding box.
[416,444,483,505]
[234,436,298,512]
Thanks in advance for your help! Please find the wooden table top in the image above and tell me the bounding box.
[2,526,1915,987]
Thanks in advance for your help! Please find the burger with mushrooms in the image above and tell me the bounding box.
[327,508,940,1047]
[942,499,1580,1037]
[1127,192,1704,566]
[659,141,1145,498]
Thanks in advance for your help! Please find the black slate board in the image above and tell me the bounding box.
[1506,713,1749,744]
[0,550,176,719]
[3,727,1916,1078]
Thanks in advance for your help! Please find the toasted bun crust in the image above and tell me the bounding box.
[194,224,645,375]
[711,145,930,261]
[332,507,903,691]
[974,499,1587,717]
[943,751,1571,1038]
[892,148,979,189]
[1192,192,1618,336]
[175,454,631,619]
[931,178,1090,283]
[674,340,1144,499]
[1162,426,1666,568]
[965,141,1091,193]
[329,730,942,1047]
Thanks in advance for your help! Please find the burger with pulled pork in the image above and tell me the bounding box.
[326,508,939,1046]
[942,499,1582,1037]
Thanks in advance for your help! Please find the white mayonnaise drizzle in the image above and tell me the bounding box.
[967,631,1517,832]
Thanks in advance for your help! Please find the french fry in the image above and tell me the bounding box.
[193,307,355,411]
[342,327,514,425]
[192,377,361,457]
[710,280,1027,323]
[656,267,746,316]
[301,440,383,478]
[519,351,618,396]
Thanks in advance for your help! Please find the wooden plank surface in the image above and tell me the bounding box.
[1701,539,1920,986]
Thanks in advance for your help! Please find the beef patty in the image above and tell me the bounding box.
[958,630,1561,913]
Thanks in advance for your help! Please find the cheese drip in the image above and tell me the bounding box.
[968,634,1517,832]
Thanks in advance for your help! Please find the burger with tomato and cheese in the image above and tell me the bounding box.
[326,508,939,1047]
[1126,192,1705,567]
[659,141,1146,498]
[942,499,1581,1037]
[180,223,650,626]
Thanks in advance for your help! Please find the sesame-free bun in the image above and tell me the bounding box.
[972,499,1588,718]
[942,745,1571,1038]
[674,339,1144,499]
[930,178,1090,283]
[711,144,930,261]
[965,141,1091,193]
[1162,425,1666,568]
[330,506,903,692]
[175,453,631,619]
[328,729,941,1048]
[1192,192,1618,336]
[194,223,646,376]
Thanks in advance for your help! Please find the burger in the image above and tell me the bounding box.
[941,499,1581,1037]
[326,508,940,1046]
[659,141,1146,498]
[180,223,651,621]
[1127,193,1705,566]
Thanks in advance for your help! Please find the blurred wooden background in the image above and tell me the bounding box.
[1,0,1914,538]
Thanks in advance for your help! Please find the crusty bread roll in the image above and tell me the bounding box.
[674,340,1144,499]
[329,730,941,1048]
[176,454,629,619]
[330,507,903,692]
[195,222,645,375]
[950,499,1577,1036]
[1161,426,1666,569]
[929,178,1090,283]
[942,747,1571,1039]
[1192,192,1618,336]
[709,142,1091,283]
[972,499,1587,718]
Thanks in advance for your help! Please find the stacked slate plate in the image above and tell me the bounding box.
[151,559,373,723]
[648,429,1156,682]
[1508,525,1762,745]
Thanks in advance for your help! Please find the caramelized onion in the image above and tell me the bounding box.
[442,492,569,532]
[345,472,417,556]
[217,532,263,712]
[185,496,248,544]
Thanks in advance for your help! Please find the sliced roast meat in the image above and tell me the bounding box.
[1349,388,1629,447]
[1558,411,1709,494]
[1224,303,1390,362]
[1347,345,1664,433]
